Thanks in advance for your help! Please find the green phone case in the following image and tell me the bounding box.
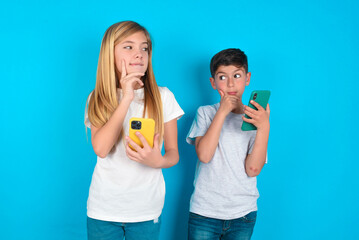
[241,90,271,131]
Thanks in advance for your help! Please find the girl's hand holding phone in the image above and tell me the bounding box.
[243,101,270,131]
[120,60,144,101]
[125,132,164,168]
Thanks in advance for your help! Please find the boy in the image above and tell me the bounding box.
[186,48,270,240]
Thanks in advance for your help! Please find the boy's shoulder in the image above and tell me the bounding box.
[197,103,220,116]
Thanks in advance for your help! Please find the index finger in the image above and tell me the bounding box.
[135,132,150,148]
[121,59,127,79]
[126,136,142,152]
[250,100,264,111]
[219,89,225,98]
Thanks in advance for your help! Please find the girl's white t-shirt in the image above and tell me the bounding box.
[84,87,184,222]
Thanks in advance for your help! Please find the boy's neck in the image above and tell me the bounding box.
[231,102,244,114]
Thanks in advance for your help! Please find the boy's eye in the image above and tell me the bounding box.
[219,75,226,80]
[234,74,241,78]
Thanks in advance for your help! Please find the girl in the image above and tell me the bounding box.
[84,21,184,240]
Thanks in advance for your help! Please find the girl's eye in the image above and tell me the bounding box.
[124,46,132,49]
[219,75,226,80]
[234,74,241,78]
[142,47,148,51]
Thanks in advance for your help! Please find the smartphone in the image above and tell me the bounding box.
[129,117,155,149]
[241,90,271,131]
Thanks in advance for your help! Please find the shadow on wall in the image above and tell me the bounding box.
[169,61,216,240]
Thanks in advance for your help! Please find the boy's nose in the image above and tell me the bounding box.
[227,77,234,87]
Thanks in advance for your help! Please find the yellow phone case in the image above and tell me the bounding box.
[129,117,155,149]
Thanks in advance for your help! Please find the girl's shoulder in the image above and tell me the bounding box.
[158,86,175,100]
[158,86,170,94]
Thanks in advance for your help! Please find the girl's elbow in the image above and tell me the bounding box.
[95,150,107,159]
[172,154,180,166]
[93,145,108,158]
[97,152,107,159]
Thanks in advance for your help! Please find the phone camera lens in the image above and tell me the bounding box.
[253,93,257,100]
[131,121,141,130]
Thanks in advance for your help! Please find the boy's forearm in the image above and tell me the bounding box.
[245,128,269,177]
[196,110,226,163]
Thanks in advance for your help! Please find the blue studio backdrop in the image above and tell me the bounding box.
[1,0,358,239]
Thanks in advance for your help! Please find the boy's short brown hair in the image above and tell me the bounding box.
[210,48,248,77]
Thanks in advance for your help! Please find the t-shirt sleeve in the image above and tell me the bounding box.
[84,92,93,129]
[186,106,209,145]
[162,87,184,123]
[248,132,255,154]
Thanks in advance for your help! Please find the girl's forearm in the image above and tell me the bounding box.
[92,97,132,157]
[160,148,179,168]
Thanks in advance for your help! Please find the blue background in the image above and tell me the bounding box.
[1,0,358,239]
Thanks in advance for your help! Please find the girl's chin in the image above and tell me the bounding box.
[127,66,147,74]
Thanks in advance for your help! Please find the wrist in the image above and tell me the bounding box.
[217,107,229,117]
[155,155,166,168]
[257,123,270,134]
[121,94,133,103]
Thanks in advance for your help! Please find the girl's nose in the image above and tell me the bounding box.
[134,49,143,59]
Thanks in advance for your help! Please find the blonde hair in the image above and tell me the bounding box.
[87,21,163,143]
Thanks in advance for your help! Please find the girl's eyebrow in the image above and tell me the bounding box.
[121,41,148,45]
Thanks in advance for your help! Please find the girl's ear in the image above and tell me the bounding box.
[210,77,217,90]
[245,72,251,86]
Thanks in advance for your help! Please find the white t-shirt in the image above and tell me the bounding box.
[84,87,184,222]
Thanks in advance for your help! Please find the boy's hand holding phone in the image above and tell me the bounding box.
[243,101,270,131]
[241,90,271,131]
[218,89,240,115]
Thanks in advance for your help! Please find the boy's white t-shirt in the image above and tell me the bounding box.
[84,87,184,222]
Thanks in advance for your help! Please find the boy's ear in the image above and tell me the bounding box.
[210,77,217,90]
[245,72,251,86]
